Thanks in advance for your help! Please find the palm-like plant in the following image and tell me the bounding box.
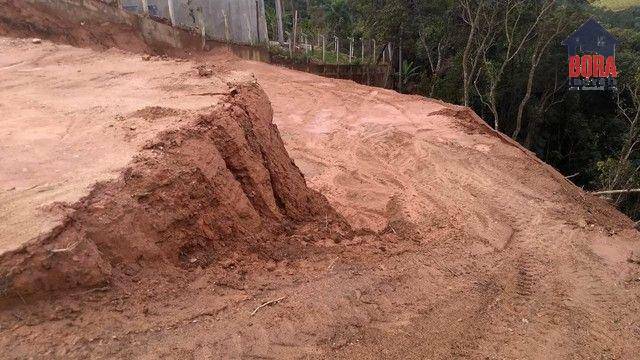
[399,60,421,92]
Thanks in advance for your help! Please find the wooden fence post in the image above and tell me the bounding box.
[349,38,353,63]
[321,35,326,63]
[304,34,308,54]
[335,36,339,64]
[292,10,298,52]
[372,39,376,64]
[382,44,386,63]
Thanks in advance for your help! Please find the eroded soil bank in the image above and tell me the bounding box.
[0,82,349,298]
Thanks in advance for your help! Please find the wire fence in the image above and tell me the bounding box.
[273,31,394,67]
[104,0,396,68]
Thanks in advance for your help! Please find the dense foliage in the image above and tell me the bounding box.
[265,0,640,219]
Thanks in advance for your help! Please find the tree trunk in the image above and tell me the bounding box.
[513,62,536,139]
[461,2,482,107]
[275,0,284,44]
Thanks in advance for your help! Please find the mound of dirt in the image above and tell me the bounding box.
[0,83,349,297]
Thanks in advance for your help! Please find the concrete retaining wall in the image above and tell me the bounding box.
[13,0,203,51]
[122,0,268,45]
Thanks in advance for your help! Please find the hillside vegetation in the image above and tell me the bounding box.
[597,0,640,10]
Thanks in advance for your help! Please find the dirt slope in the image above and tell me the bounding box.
[228,59,640,358]
[1,16,640,360]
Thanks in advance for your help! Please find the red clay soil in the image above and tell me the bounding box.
[0,0,198,55]
[1,4,640,359]
[0,82,349,298]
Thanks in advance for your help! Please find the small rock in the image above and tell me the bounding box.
[123,264,140,276]
[522,318,529,324]
[32,38,42,44]
[129,125,136,130]
[197,65,214,77]
[142,54,152,61]
[576,219,587,228]
[221,259,235,269]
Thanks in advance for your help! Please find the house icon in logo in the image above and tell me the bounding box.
[563,18,618,57]
[562,18,619,90]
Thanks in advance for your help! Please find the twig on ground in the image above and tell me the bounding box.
[49,241,79,253]
[190,92,231,96]
[591,188,640,195]
[434,259,457,276]
[82,286,110,294]
[327,257,339,270]
[250,296,286,316]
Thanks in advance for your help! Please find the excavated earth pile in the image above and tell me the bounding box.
[0,83,348,297]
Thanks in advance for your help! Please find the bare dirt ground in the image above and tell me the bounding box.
[1,34,640,360]
[0,37,232,254]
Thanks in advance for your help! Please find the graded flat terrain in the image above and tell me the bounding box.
[0,37,228,253]
[1,36,640,359]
